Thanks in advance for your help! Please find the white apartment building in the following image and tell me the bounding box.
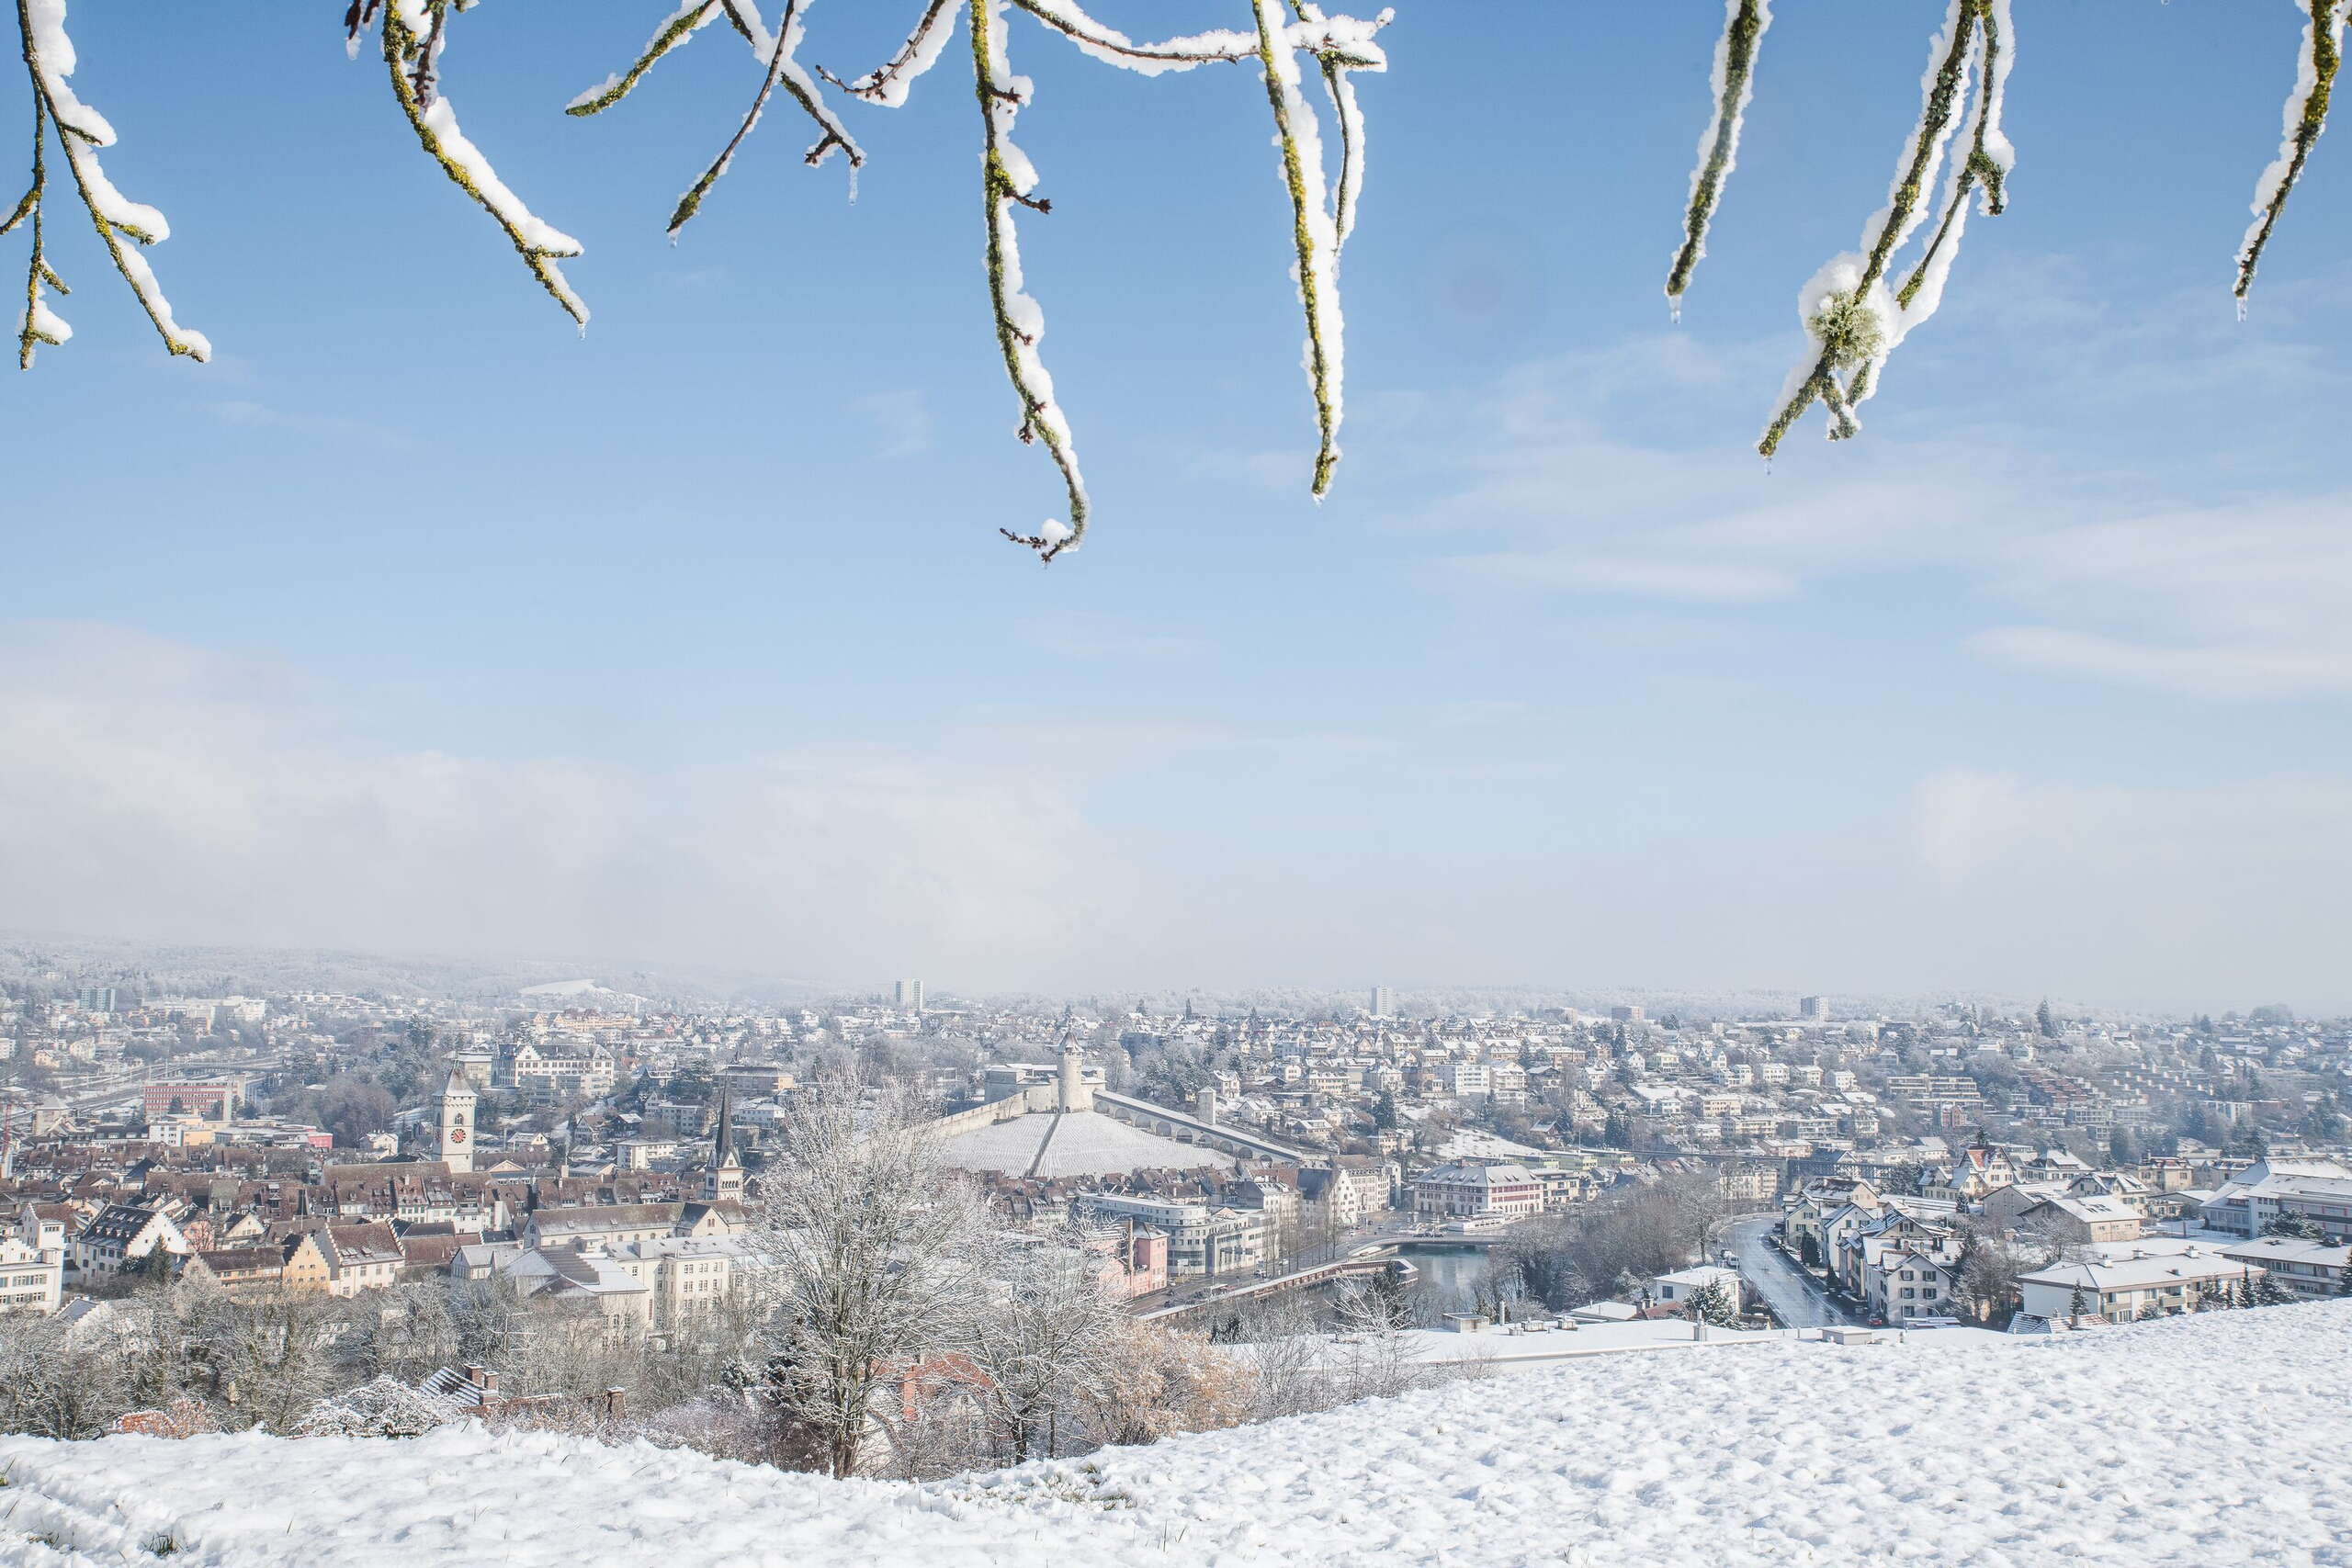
[1412,1162,1544,1223]
[507,1043,618,1104]
[2017,1249,2257,1322]
[0,1234,62,1314]
[1080,1194,1266,1278]
[605,1235,757,1330]
[2216,1235,2352,1300]
[2199,1158,2352,1243]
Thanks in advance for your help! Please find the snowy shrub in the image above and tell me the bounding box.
[636,1395,782,1466]
[293,1376,460,1439]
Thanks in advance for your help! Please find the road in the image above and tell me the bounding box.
[1729,1215,1857,1328]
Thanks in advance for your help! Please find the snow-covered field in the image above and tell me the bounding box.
[4,1302,2346,1567]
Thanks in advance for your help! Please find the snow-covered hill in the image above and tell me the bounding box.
[5,1303,2347,1567]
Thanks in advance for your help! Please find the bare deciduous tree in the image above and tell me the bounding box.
[961,1224,1128,1463]
[744,1070,993,1477]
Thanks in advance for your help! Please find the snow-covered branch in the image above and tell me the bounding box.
[1665,0,1771,316]
[1758,0,2005,458]
[11,0,207,367]
[1251,0,1346,501]
[21,3,2341,553]
[564,0,730,118]
[367,0,589,325]
[2236,0,2348,308]
[971,0,1089,560]
[665,0,865,239]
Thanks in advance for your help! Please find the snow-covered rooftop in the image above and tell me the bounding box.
[2,1303,2346,1566]
[935,1108,1235,1178]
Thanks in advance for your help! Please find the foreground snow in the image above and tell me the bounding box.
[4,1303,2347,1566]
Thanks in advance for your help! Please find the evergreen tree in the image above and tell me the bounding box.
[2065,1284,2089,1326]
[1686,1280,1742,1328]
[2252,1271,2291,1308]
[2036,999,2058,1040]
[2335,1264,2352,1299]
[2263,1213,2324,1241]
[1371,1090,1399,1133]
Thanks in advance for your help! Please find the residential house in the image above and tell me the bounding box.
[2199,1158,2352,1242]
[71,1204,189,1276]
[2012,1194,2143,1247]
[2215,1235,2352,1301]
[1649,1264,1740,1308]
[320,1223,405,1297]
[2016,1248,2257,1322]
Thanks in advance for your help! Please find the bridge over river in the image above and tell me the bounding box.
[1139,1237,1501,1324]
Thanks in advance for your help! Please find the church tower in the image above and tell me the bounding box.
[704,1089,744,1202]
[437,1070,477,1174]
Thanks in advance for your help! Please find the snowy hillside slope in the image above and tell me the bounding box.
[4,1303,2347,1567]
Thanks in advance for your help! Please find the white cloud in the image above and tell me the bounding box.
[1903,769,2352,1004]
[1021,614,1198,664]
[1970,497,2352,698]
[7,627,2350,1008]
[1459,552,1798,604]
[853,390,932,460]
[1969,626,2352,699]
[206,400,407,446]
[0,624,1134,989]
[1399,310,2352,704]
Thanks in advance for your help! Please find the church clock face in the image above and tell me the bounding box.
[448,1126,467,1143]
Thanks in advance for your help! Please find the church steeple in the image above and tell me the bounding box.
[437,1070,477,1174]
[705,1088,743,1201]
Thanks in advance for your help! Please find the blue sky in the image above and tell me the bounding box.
[6,1,2352,1008]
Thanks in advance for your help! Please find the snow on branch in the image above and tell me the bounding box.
[564,0,731,118]
[1757,0,2007,458]
[1252,0,1345,502]
[9,0,207,367]
[663,1,865,239]
[2236,0,2348,309]
[26,4,2343,552]
[1665,0,1771,318]
[971,0,1089,560]
[360,0,590,326]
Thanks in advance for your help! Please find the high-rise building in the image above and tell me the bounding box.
[74,987,118,1013]
[894,979,925,1012]
[1800,996,1828,1022]
[1370,987,1396,1018]
[1610,1005,1645,1024]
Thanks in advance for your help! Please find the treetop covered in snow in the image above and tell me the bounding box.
[6,0,2347,558]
